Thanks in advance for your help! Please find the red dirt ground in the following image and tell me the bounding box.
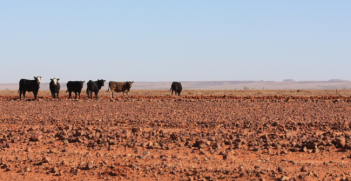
[0,92,351,181]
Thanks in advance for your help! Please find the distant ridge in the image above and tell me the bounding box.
[1,80,350,90]
[328,79,345,82]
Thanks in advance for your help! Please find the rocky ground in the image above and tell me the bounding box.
[0,92,351,181]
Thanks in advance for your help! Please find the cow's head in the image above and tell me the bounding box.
[98,79,106,86]
[34,76,41,84]
[127,81,134,87]
[50,78,59,86]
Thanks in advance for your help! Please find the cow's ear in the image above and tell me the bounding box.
[50,79,53,81]
[34,76,37,79]
[57,78,60,81]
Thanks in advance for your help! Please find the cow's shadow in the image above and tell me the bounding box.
[24,99,39,101]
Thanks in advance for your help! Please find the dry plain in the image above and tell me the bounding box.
[0,90,351,180]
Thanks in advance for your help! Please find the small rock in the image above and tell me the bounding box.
[281,176,289,181]
[223,153,233,160]
[336,136,346,147]
[25,147,31,152]
[43,157,52,163]
[30,133,43,142]
[52,167,59,173]
[5,142,11,148]
[280,150,288,154]
[140,151,150,159]
[314,147,320,153]
[108,145,115,150]
[87,161,94,169]
[302,146,308,152]
[132,127,141,133]
[301,166,308,172]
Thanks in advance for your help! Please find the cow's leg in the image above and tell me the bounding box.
[23,91,26,100]
[34,92,37,100]
[110,91,113,99]
[57,92,59,99]
[74,92,77,99]
[19,91,22,100]
[51,92,55,99]
[95,91,98,99]
[78,92,80,99]
[123,92,125,99]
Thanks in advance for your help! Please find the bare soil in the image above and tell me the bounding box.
[0,90,351,180]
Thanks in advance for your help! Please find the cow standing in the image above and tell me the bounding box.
[18,76,42,100]
[66,81,85,99]
[170,82,182,96]
[49,78,60,99]
[86,79,106,99]
[107,81,134,99]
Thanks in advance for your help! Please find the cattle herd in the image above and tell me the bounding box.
[18,76,183,100]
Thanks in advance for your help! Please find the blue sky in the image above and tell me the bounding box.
[0,1,350,83]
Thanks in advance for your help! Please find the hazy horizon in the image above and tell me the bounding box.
[1,1,350,83]
[1,79,351,90]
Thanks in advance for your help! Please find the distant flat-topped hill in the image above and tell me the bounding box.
[1,80,350,90]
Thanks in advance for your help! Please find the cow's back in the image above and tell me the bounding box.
[19,79,34,91]
[19,79,29,86]
[66,81,72,90]
[67,81,81,91]
[171,82,182,91]
[87,81,99,91]
[109,81,126,92]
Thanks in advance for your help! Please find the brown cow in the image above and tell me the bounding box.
[107,81,134,99]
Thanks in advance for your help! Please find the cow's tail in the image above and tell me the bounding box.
[107,85,110,92]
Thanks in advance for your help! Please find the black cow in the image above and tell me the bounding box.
[170,82,182,96]
[66,81,85,99]
[86,79,106,99]
[18,76,42,100]
[49,78,60,99]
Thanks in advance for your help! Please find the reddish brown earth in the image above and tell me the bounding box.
[1,94,351,180]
